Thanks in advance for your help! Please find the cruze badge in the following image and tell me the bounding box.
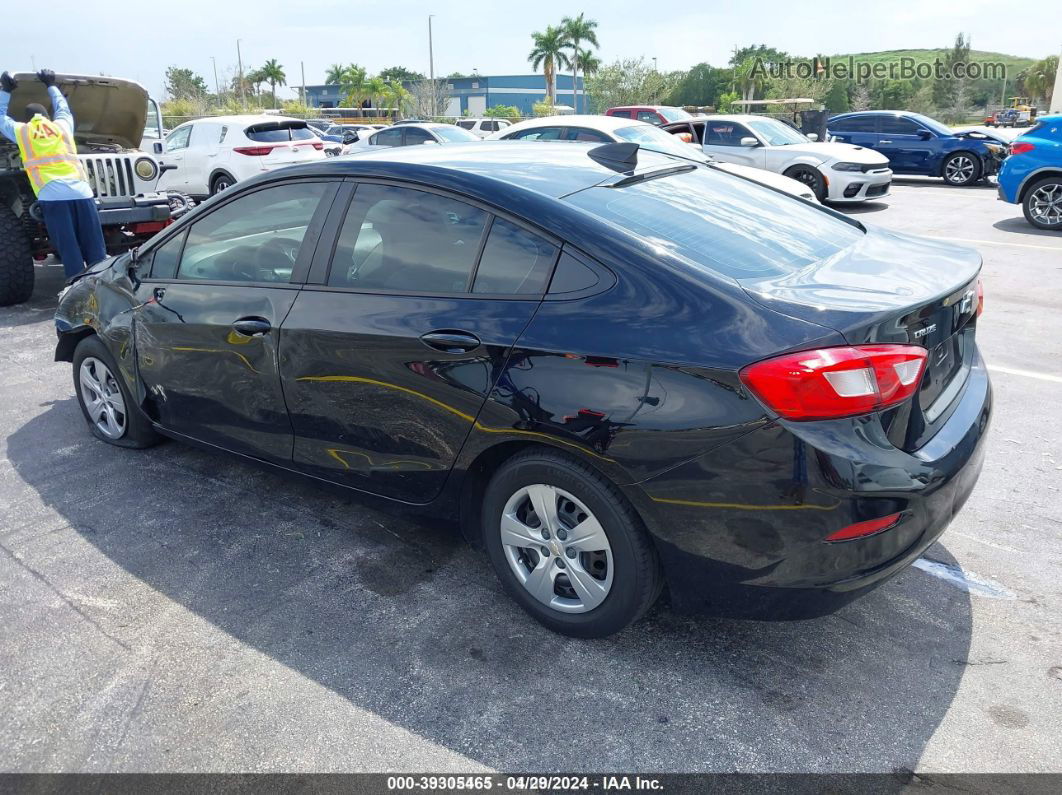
[913,323,936,339]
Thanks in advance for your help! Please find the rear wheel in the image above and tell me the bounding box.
[210,174,235,195]
[482,450,662,638]
[783,165,827,202]
[0,204,34,306]
[1022,176,1062,230]
[72,335,160,448]
[942,152,981,186]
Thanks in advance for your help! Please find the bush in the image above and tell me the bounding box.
[484,104,521,120]
[532,97,555,117]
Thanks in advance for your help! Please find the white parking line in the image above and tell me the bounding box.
[988,365,1062,383]
[927,235,1062,252]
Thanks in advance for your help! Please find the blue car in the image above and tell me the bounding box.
[996,115,1062,230]
[827,111,1007,186]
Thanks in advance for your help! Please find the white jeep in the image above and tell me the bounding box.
[0,72,193,305]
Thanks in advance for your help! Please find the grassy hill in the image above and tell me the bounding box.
[829,48,1036,78]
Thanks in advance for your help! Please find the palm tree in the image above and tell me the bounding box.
[246,67,266,99]
[325,63,347,85]
[1023,56,1058,106]
[341,64,367,107]
[528,25,570,104]
[561,13,599,112]
[384,80,411,119]
[260,59,286,108]
[365,76,387,112]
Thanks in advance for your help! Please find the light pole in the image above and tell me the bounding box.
[653,57,658,72]
[428,14,436,118]
[211,56,220,97]
[236,39,246,108]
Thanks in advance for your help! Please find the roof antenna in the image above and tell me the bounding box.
[588,142,639,173]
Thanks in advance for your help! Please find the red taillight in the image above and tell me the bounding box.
[739,344,928,421]
[311,142,324,150]
[1010,142,1035,155]
[233,145,275,156]
[976,279,984,317]
[825,512,902,542]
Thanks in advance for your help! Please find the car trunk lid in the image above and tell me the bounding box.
[740,225,982,449]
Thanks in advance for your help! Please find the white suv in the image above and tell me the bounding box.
[157,115,326,197]
[456,118,513,139]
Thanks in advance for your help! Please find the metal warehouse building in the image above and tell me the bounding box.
[304,73,586,115]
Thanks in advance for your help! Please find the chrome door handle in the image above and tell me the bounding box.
[420,330,481,354]
[232,316,272,336]
[878,140,893,144]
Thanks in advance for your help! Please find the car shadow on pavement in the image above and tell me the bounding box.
[991,217,1062,240]
[890,177,997,191]
[834,201,890,215]
[7,399,974,773]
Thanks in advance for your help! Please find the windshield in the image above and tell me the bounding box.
[432,125,479,142]
[745,117,808,146]
[614,124,709,163]
[908,113,952,136]
[659,107,693,122]
[565,166,862,280]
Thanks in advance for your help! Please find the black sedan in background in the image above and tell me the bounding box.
[55,142,991,637]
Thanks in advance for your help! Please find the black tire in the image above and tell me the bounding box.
[941,152,982,186]
[1022,176,1062,231]
[72,335,160,449]
[0,204,34,307]
[210,174,235,195]
[783,165,827,202]
[482,449,662,638]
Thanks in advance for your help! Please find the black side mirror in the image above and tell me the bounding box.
[153,141,163,154]
[343,132,358,144]
[916,129,933,140]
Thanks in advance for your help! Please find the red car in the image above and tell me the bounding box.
[604,105,693,126]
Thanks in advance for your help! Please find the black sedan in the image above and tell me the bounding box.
[54,142,991,638]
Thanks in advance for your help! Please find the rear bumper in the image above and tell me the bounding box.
[633,351,992,619]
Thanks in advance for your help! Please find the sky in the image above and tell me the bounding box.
[11,0,1062,99]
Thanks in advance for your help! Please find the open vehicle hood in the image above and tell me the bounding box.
[10,72,147,150]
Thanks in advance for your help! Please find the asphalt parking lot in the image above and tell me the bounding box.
[1,177,1060,774]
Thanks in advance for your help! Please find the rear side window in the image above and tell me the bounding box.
[245,122,315,142]
[609,110,634,119]
[880,116,921,135]
[510,127,564,141]
[371,128,403,147]
[328,184,487,293]
[472,219,556,294]
[548,252,599,295]
[565,167,863,280]
[567,128,610,142]
[457,120,475,130]
[830,115,877,133]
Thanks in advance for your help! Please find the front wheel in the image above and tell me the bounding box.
[0,204,34,307]
[942,152,981,186]
[72,335,160,448]
[482,450,662,638]
[1022,176,1062,230]
[783,165,827,202]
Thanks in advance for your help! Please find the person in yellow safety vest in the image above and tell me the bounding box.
[0,69,107,279]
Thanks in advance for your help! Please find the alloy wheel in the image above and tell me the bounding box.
[944,155,975,184]
[79,357,127,439]
[1029,183,1062,227]
[500,484,614,614]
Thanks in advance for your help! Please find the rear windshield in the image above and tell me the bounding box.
[659,107,693,122]
[565,166,863,280]
[432,125,479,142]
[245,122,316,142]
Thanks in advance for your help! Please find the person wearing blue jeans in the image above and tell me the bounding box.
[0,69,107,279]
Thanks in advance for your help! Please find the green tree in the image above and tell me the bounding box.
[561,13,599,111]
[1022,55,1058,106]
[715,91,740,113]
[378,66,425,82]
[325,63,348,85]
[327,64,367,107]
[528,24,571,104]
[577,50,601,82]
[666,63,730,108]
[933,33,971,114]
[729,44,788,69]
[164,66,208,101]
[822,80,850,113]
[584,57,679,113]
[260,58,286,108]
[532,97,555,117]
[364,76,387,110]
